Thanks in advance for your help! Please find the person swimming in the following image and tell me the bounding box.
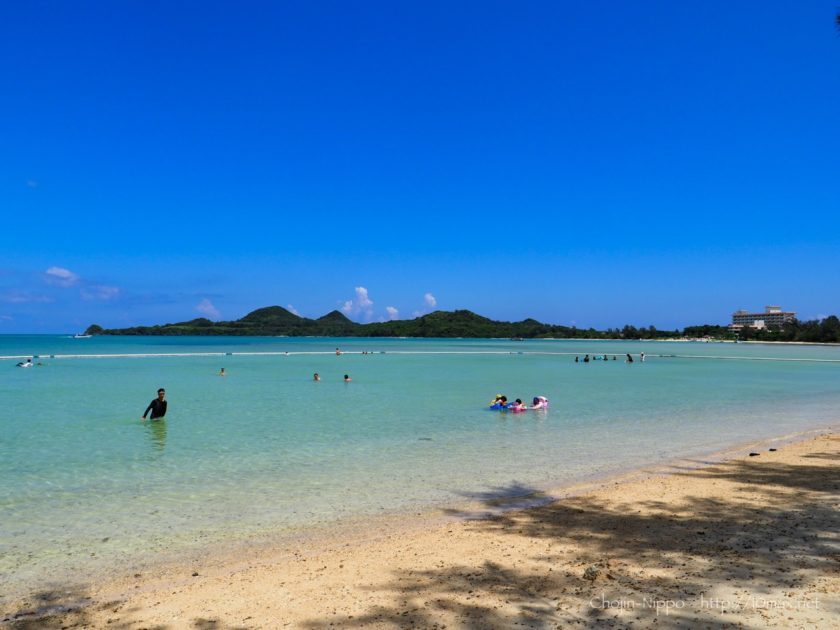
[531,396,549,410]
[490,395,508,409]
[313,372,320,381]
[142,388,167,421]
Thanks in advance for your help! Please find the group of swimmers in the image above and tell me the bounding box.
[14,358,46,368]
[217,368,352,382]
[143,370,354,420]
[575,352,645,363]
[489,394,549,412]
[314,372,352,382]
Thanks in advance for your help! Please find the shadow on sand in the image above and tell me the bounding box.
[1,587,249,630]
[3,439,837,629]
[297,440,838,629]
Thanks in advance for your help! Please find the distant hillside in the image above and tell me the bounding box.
[84,308,840,342]
[86,307,655,339]
[88,306,357,337]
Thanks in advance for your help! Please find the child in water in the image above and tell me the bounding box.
[490,395,508,409]
[531,396,549,410]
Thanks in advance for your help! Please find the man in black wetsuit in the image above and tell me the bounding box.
[142,388,167,420]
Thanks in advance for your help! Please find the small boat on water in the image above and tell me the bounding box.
[73,333,92,339]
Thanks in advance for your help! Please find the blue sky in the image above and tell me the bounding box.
[2,1,839,333]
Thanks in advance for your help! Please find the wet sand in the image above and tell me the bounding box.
[3,432,838,629]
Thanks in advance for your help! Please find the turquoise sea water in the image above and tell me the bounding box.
[2,335,839,604]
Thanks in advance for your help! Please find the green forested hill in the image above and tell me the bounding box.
[84,308,840,342]
[86,307,647,338]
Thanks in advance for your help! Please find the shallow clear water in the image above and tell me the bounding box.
[1,335,839,602]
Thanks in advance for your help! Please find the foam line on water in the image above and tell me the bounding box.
[2,351,840,363]
[653,354,840,363]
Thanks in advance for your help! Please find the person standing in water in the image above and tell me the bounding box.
[142,388,167,421]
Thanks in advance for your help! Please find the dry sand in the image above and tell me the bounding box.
[3,433,838,629]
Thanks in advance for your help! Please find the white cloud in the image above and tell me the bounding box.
[356,287,373,313]
[1,291,53,304]
[409,293,438,320]
[340,286,375,320]
[385,306,399,320]
[81,285,120,301]
[45,266,79,287]
[196,298,220,319]
[287,304,301,316]
[44,267,122,302]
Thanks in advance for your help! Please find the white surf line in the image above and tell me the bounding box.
[0,351,346,360]
[362,351,517,355]
[1,350,527,360]
[371,351,840,362]
[650,354,840,363]
[2,351,839,363]
[0,352,229,360]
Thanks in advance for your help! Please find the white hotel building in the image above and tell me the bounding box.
[730,305,797,331]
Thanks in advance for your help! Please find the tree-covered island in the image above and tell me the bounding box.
[84,307,840,343]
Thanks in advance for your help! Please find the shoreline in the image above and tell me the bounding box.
[3,426,837,628]
[2,425,833,604]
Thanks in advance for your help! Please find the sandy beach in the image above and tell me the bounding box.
[3,432,838,629]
